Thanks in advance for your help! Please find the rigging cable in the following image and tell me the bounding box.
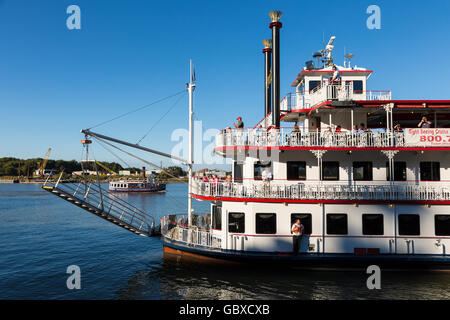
[87,89,186,130]
[92,137,190,213]
[136,92,186,145]
[95,138,133,170]
[92,136,188,184]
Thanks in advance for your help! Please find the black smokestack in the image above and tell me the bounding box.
[262,39,272,118]
[269,11,282,128]
[142,166,146,178]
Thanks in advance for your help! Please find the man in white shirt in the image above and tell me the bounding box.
[291,219,304,255]
[330,65,341,82]
[261,166,272,197]
[262,166,272,182]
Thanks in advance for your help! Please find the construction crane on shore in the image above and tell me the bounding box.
[95,161,117,175]
[36,148,52,177]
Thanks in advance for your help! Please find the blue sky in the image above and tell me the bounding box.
[1,0,449,169]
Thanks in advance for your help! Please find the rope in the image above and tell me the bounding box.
[87,89,186,130]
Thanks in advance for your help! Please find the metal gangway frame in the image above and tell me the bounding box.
[42,172,158,237]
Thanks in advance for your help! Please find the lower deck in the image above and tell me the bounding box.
[162,238,450,270]
[161,201,450,262]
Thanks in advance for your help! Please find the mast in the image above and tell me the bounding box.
[187,60,195,227]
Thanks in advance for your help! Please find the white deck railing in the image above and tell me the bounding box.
[160,215,222,249]
[280,84,392,111]
[217,128,405,148]
[192,180,450,202]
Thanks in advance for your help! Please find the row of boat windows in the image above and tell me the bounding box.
[212,210,450,236]
[245,161,441,181]
[309,80,363,92]
[111,183,146,188]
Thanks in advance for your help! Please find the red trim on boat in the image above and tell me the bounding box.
[192,194,450,205]
[214,146,450,152]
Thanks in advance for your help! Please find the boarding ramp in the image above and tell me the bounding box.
[41,174,159,237]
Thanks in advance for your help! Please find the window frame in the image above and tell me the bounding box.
[254,161,272,181]
[420,162,440,181]
[309,80,321,92]
[362,214,384,235]
[353,80,364,94]
[353,161,373,181]
[255,213,277,234]
[326,214,348,235]
[398,214,420,236]
[287,161,307,180]
[228,212,245,234]
[435,214,450,236]
[322,161,340,181]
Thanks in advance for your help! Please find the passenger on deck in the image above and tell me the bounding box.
[262,166,272,197]
[290,122,301,145]
[330,65,341,82]
[233,116,244,130]
[291,219,304,255]
[233,116,244,144]
[262,166,272,182]
[418,116,432,128]
[360,123,368,132]
[335,125,342,133]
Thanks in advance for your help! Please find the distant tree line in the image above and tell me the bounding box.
[0,157,124,176]
[0,157,187,178]
[159,166,187,179]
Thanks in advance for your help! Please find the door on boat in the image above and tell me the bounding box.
[290,214,312,253]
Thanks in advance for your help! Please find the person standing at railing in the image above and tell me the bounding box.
[330,65,341,82]
[393,123,404,146]
[233,116,244,145]
[262,166,272,197]
[291,219,304,255]
[358,123,368,146]
[418,116,432,128]
[351,124,359,146]
[289,122,301,146]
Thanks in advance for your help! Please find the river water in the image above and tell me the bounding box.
[0,183,449,300]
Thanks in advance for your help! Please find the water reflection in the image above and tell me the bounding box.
[115,254,450,300]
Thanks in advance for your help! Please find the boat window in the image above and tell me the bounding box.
[308,80,321,92]
[255,213,276,234]
[386,161,407,181]
[234,162,243,181]
[326,214,348,235]
[420,162,440,181]
[212,205,222,230]
[290,214,312,235]
[353,162,373,181]
[322,162,339,180]
[435,215,450,236]
[228,212,245,233]
[254,161,272,180]
[362,214,384,235]
[287,161,306,180]
[398,214,420,236]
[353,80,363,94]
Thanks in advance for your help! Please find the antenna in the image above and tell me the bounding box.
[345,53,355,69]
[322,35,336,67]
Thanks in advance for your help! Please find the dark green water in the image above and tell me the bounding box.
[0,183,449,299]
